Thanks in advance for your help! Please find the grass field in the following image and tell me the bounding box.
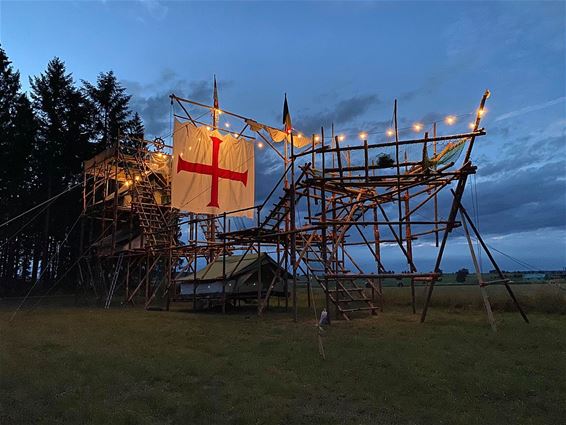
[1,285,565,425]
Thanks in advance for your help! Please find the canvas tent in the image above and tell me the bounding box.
[175,253,289,304]
[92,228,145,255]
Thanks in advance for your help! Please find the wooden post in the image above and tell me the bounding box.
[311,134,316,170]
[433,122,439,247]
[373,205,384,311]
[405,190,415,314]
[394,100,403,239]
[332,195,339,320]
[111,139,119,254]
[421,90,490,323]
[223,213,227,314]
[276,234,283,309]
[125,256,131,303]
[290,133,298,322]
[460,210,497,332]
[364,140,369,183]
[193,220,197,311]
[166,249,172,311]
[320,127,330,324]
[455,198,529,323]
[404,151,415,314]
[256,208,262,314]
[145,254,150,305]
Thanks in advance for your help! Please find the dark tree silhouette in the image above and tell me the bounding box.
[30,57,94,284]
[455,268,469,283]
[83,71,132,151]
[0,48,144,296]
[124,111,145,152]
[0,47,39,289]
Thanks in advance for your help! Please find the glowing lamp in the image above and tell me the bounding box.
[445,115,456,125]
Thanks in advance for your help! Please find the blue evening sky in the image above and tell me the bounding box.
[1,1,565,271]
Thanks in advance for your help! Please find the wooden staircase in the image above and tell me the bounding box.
[297,204,380,320]
[261,168,380,319]
[120,147,176,253]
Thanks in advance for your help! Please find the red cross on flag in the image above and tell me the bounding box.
[171,120,255,217]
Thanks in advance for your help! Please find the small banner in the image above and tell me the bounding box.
[171,120,255,217]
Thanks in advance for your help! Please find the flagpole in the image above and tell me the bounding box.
[282,93,298,322]
[208,75,219,263]
[290,131,297,323]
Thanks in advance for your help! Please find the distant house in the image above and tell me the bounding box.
[522,273,546,282]
[174,253,289,306]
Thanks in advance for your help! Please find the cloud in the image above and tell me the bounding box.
[138,0,168,20]
[123,72,234,137]
[472,160,566,234]
[495,96,566,122]
[294,94,380,134]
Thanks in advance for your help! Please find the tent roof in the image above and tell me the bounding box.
[176,252,287,282]
[93,227,141,248]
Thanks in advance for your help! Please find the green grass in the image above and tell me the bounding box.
[1,287,565,425]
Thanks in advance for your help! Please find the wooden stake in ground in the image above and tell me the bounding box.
[460,209,497,332]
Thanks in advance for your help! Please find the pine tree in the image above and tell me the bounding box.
[123,111,145,152]
[127,112,144,139]
[30,58,93,182]
[83,71,132,151]
[0,46,38,289]
[30,57,93,284]
[0,46,24,203]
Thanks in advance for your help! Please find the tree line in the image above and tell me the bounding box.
[0,46,144,296]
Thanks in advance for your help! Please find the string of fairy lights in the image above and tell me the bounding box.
[308,109,486,144]
[179,102,488,150]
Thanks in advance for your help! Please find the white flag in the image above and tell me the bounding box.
[171,120,255,218]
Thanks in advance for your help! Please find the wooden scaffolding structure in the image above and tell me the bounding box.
[80,88,528,328]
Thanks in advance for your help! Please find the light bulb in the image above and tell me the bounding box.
[445,115,456,125]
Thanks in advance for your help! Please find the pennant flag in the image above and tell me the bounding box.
[282,93,292,134]
[288,133,313,148]
[172,120,255,217]
[213,75,219,110]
